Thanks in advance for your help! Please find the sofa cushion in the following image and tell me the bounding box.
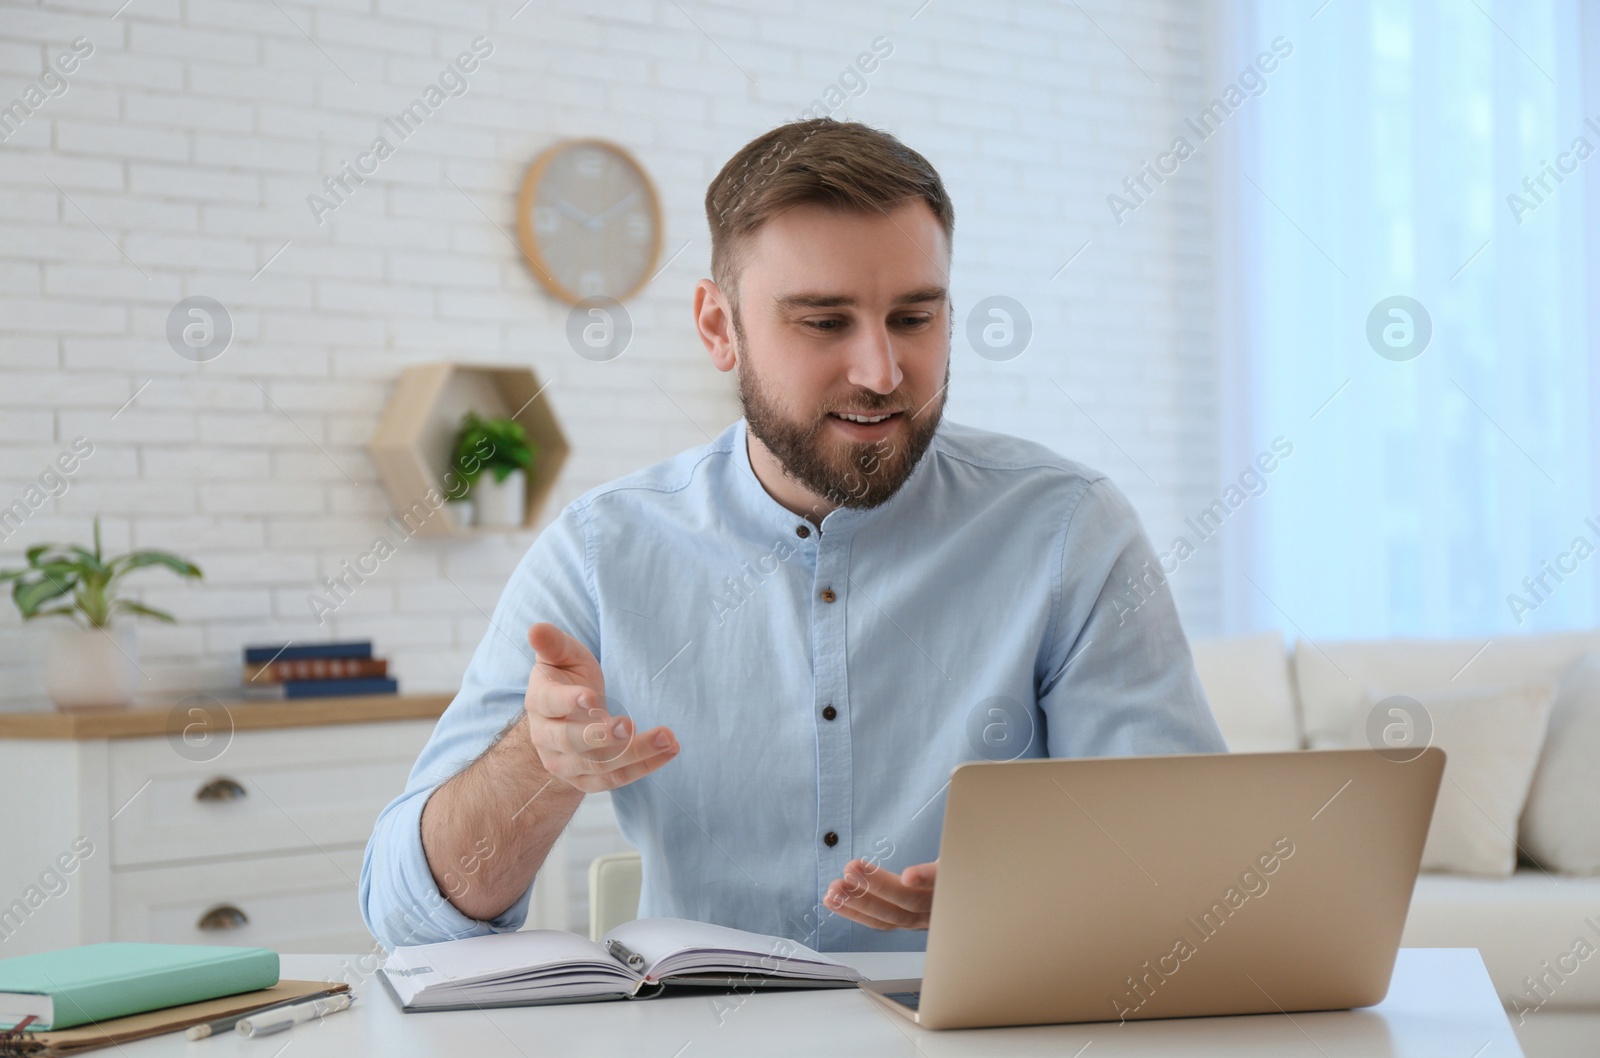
[1293,630,1600,750]
[1521,652,1600,875]
[1189,631,1299,751]
[1352,679,1556,877]
[1404,869,1600,1011]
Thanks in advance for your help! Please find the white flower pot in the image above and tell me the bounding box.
[474,469,526,528]
[445,498,476,530]
[47,623,139,711]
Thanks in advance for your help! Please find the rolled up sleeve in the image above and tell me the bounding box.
[359,502,601,950]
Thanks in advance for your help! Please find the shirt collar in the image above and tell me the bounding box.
[727,416,939,538]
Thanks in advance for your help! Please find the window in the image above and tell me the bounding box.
[1216,0,1596,638]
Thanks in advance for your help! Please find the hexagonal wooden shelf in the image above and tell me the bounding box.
[368,362,568,537]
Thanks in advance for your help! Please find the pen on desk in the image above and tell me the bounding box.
[186,987,349,1040]
[235,992,354,1038]
[607,939,646,971]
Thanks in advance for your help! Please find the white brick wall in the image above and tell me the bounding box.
[0,0,1221,713]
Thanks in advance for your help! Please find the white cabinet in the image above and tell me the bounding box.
[0,704,439,958]
[0,698,637,957]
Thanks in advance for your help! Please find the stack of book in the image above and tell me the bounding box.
[0,943,351,1053]
[240,640,398,700]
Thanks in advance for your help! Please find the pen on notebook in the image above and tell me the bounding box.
[606,939,645,971]
[235,992,354,1038]
[186,987,348,1040]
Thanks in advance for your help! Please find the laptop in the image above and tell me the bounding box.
[859,747,1445,1029]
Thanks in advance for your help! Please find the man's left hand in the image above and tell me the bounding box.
[823,858,938,931]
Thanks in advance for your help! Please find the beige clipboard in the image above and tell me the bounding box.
[0,979,350,1056]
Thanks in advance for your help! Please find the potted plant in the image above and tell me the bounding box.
[0,515,202,710]
[452,411,537,529]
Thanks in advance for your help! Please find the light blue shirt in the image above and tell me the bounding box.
[360,417,1226,952]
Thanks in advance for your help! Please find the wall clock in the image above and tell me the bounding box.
[516,138,663,305]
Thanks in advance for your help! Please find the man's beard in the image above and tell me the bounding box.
[736,331,948,511]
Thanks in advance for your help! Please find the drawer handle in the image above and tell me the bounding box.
[195,777,247,802]
[198,904,249,931]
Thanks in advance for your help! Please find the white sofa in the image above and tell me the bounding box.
[1191,630,1600,1058]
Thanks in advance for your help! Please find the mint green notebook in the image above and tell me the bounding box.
[0,943,279,1030]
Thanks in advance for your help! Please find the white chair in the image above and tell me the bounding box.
[587,850,642,941]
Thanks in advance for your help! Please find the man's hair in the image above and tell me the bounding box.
[704,118,955,320]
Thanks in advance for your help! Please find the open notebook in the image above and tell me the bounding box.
[380,918,864,1012]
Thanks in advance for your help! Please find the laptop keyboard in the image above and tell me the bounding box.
[883,991,922,1010]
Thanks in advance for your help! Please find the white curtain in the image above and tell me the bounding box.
[1214,0,1596,639]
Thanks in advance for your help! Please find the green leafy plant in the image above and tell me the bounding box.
[450,411,537,499]
[0,515,202,629]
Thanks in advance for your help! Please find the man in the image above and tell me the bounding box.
[360,118,1225,954]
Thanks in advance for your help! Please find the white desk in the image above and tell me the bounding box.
[117,948,1521,1057]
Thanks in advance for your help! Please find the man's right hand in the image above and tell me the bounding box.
[523,622,679,793]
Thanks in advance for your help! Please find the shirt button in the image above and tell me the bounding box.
[822,704,837,721]
[823,831,839,847]
[795,524,811,538]
[820,588,836,603]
